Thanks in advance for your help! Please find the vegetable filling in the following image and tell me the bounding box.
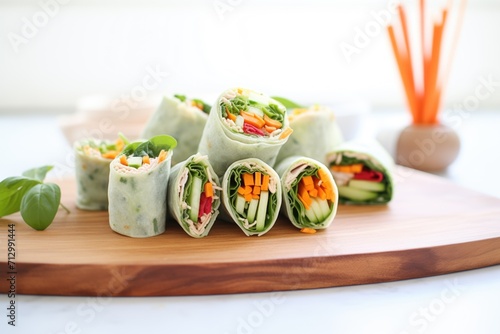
[174,94,211,114]
[220,88,292,140]
[288,166,335,227]
[81,134,128,160]
[329,153,391,203]
[228,165,278,233]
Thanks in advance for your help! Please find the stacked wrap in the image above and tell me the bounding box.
[326,140,394,205]
[277,105,344,165]
[222,158,282,236]
[108,135,177,237]
[275,156,339,230]
[74,137,126,210]
[168,154,221,238]
[198,88,292,178]
[142,94,210,165]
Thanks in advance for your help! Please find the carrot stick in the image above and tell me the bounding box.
[261,174,270,192]
[243,173,254,186]
[387,25,419,123]
[433,0,467,124]
[420,0,429,123]
[278,127,293,140]
[142,155,150,164]
[204,182,214,198]
[424,9,447,124]
[120,155,128,166]
[158,150,168,163]
[398,5,420,123]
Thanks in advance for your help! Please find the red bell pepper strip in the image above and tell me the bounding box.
[353,170,384,182]
[243,123,265,136]
[198,192,213,218]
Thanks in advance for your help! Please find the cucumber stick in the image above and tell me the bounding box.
[255,191,269,231]
[188,176,203,222]
[348,180,386,192]
[247,199,259,224]
[338,186,378,201]
[235,194,246,215]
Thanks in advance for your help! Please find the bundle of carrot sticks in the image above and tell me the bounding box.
[387,0,467,125]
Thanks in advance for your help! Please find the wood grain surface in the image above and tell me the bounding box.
[1,166,500,296]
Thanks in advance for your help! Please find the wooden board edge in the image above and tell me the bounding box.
[1,237,500,297]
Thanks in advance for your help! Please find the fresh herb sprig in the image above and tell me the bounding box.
[0,165,68,230]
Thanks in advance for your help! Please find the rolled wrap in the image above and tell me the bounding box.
[168,154,221,238]
[74,137,126,210]
[222,158,282,236]
[108,135,176,237]
[275,156,339,230]
[276,105,343,165]
[326,140,394,205]
[142,94,210,165]
[198,88,291,178]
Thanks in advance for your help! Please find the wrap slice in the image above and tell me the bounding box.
[142,94,210,165]
[275,156,339,230]
[108,135,177,237]
[222,158,282,236]
[74,135,127,210]
[198,87,292,177]
[168,154,221,238]
[326,140,394,205]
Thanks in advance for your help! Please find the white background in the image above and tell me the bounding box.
[0,0,499,113]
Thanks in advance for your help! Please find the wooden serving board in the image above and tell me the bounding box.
[1,166,500,297]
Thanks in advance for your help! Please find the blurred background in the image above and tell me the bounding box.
[1,0,499,114]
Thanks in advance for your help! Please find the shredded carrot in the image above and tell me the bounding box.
[204,182,214,198]
[263,115,282,129]
[300,227,317,234]
[226,111,237,122]
[244,186,253,194]
[142,155,150,164]
[240,111,265,129]
[102,151,117,159]
[252,194,259,200]
[309,188,318,198]
[120,155,128,166]
[278,127,293,140]
[298,183,312,209]
[158,150,168,163]
[243,173,254,186]
[244,193,253,202]
[261,174,270,192]
[264,125,277,133]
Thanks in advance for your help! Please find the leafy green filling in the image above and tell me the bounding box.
[181,160,209,225]
[332,156,393,203]
[122,135,177,158]
[220,93,285,124]
[175,94,211,114]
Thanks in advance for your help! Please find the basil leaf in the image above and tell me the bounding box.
[174,94,187,102]
[123,135,178,158]
[22,165,53,182]
[0,177,41,217]
[271,96,304,109]
[20,183,61,231]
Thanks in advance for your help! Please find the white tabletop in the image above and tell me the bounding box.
[1,110,500,334]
